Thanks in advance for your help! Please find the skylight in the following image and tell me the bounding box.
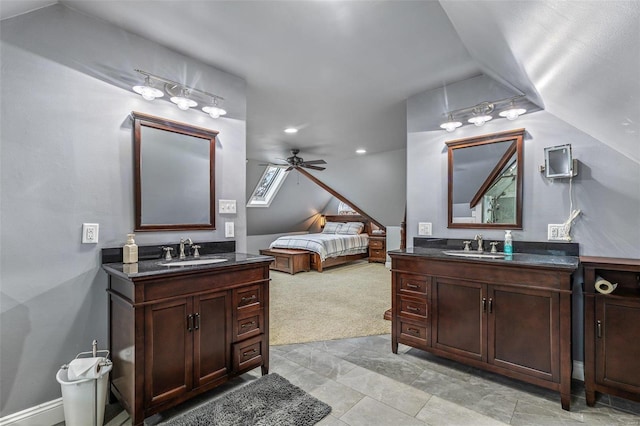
[247,165,289,207]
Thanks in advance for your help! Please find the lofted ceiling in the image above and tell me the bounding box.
[2,1,638,163]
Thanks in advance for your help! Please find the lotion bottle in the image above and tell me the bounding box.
[123,233,138,264]
[504,230,513,255]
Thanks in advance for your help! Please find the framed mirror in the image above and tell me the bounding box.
[132,112,217,231]
[446,128,524,229]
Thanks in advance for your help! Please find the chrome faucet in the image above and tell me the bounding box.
[179,238,193,260]
[474,234,484,252]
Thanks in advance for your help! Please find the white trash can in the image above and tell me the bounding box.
[56,361,112,426]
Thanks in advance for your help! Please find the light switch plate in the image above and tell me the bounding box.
[225,221,235,238]
[82,223,99,243]
[548,224,567,241]
[418,222,432,236]
[219,199,237,214]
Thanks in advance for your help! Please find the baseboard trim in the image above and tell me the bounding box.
[0,398,64,426]
[573,360,585,382]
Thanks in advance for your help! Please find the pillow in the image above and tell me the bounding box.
[322,222,344,234]
[336,222,365,235]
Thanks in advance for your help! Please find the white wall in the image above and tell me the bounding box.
[0,5,247,416]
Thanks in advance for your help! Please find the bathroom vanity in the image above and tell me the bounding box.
[389,241,579,410]
[102,250,272,426]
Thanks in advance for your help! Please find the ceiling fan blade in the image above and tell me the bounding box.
[301,159,327,165]
[302,164,326,171]
[285,166,294,172]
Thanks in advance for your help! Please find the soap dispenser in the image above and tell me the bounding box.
[123,233,138,264]
[504,230,513,255]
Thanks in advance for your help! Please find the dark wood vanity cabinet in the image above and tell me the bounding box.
[582,256,640,406]
[106,261,271,426]
[391,253,576,410]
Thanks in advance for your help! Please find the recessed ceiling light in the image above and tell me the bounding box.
[356,149,367,154]
[284,128,298,134]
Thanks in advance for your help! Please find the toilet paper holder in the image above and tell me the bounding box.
[60,340,112,370]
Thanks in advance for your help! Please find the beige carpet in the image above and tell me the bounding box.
[269,260,392,345]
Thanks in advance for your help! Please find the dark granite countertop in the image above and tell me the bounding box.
[102,252,274,280]
[389,247,579,270]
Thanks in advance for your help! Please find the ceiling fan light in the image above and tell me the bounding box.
[170,96,197,111]
[499,108,527,120]
[468,115,493,126]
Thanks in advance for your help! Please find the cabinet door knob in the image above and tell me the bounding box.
[597,320,602,338]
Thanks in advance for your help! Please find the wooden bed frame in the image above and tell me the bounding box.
[308,214,371,272]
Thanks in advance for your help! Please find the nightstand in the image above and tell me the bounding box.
[368,235,386,263]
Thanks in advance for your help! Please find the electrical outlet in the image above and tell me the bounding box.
[548,224,568,241]
[219,200,237,214]
[418,222,432,236]
[225,221,235,238]
[82,223,99,243]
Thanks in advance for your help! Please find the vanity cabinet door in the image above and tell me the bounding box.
[144,297,193,408]
[432,278,486,362]
[595,297,640,394]
[488,285,559,382]
[192,291,231,389]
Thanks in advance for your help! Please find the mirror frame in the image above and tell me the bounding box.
[132,111,218,232]
[446,128,524,230]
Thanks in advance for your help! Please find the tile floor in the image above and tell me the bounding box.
[99,334,640,426]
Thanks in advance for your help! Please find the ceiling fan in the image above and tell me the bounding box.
[273,149,327,171]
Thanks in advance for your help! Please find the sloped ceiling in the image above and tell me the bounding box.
[2,1,636,164]
[441,1,640,163]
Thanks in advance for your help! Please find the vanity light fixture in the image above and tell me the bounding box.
[440,114,463,132]
[132,69,226,118]
[202,97,227,118]
[441,95,527,132]
[133,76,164,101]
[499,101,527,121]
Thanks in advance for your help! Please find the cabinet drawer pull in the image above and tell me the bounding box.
[187,314,194,332]
[241,321,256,329]
[406,306,419,312]
[194,313,200,330]
[407,327,420,335]
[242,348,258,357]
[406,283,419,289]
[241,295,257,303]
[597,320,602,338]
[482,298,486,312]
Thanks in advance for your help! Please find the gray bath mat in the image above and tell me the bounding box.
[160,373,331,425]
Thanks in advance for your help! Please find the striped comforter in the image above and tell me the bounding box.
[269,233,369,262]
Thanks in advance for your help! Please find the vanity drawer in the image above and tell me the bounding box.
[399,321,428,348]
[234,311,264,341]
[399,297,427,319]
[232,335,264,372]
[398,274,428,296]
[233,285,263,312]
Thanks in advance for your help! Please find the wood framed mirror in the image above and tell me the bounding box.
[132,112,217,231]
[446,128,524,229]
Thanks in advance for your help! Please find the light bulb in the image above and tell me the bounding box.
[170,96,197,110]
[133,83,163,101]
[202,106,227,118]
[468,115,492,126]
[440,120,462,132]
[499,108,526,121]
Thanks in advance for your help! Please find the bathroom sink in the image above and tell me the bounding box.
[160,258,228,267]
[443,250,505,259]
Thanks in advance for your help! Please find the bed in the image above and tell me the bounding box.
[268,215,371,272]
